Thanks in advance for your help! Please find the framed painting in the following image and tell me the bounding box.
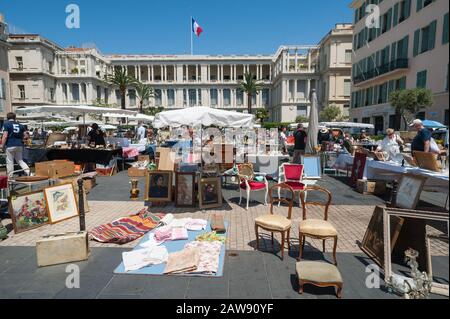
[395,173,427,210]
[351,152,367,185]
[301,155,321,179]
[199,177,222,209]
[8,191,49,234]
[44,183,79,224]
[383,207,449,297]
[175,172,196,207]
[360,206,405,268]
[145,170,173,202]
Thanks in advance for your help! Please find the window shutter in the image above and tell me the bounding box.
[403,36,409,59]
[393,3,399,26]
[391,43,397,62]
[0,78,5,99]
[386,8,393,31]
[413,29,420,56]
[443,13,449,44]
[416,0,423,12]
[405,0,411,18]
[428,20,437,50]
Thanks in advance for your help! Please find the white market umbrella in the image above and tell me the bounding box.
[16,105,137,125]
[305,89,319,154]
[100,124,117,130]
[104,113,154,123]
[153,107,255,128]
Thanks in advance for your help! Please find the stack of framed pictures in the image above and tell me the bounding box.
[144,170,223,209]
[8,183,80,234]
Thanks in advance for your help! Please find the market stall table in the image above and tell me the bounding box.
[334,153,449,192]
[23,147,48,165]
[46,147,123,166]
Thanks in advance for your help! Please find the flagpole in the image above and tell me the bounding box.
[190,16,193,55]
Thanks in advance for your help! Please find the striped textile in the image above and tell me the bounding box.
[89,209,164,245]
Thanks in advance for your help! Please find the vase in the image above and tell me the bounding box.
[130,179,140,200]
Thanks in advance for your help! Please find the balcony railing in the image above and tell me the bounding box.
[354,59,408,85]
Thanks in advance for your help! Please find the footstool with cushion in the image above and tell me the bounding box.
[296,261,343,298]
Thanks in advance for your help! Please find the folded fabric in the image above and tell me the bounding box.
[154,225,173,242]
[164,247,201,274]
[89,209,163,244]
[159,214,174,226]
[185,241,222,275]
[210,214,226,233]
[138,233,160,249]
[171,227,188,241]
[169,218,191,228]
[185,219,208,231]
[195,231,226,244]
[122,246,169,272]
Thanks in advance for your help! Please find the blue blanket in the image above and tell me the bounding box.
[114,222,227,277]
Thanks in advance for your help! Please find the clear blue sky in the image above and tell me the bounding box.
[0,0,352,55]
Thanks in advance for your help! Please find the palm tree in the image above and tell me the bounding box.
[107,67,136,110]
[255,108,269,125]
[238,72,264,114]
[134,81,154,113]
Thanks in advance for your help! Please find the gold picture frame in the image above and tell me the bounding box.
[43,183,79,224]
[198,177,222,209]
[8,191,50,234]
[145,170,173,202]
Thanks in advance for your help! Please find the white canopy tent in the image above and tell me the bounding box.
[16,105,137,124]
[320,122,375,129]
[103,113,155,123]
[153,107,255,128]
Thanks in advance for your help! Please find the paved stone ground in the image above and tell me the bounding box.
[0,171,448,299]
[1,172,448,256]
[0,246,447,299]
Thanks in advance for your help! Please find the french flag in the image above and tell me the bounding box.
[192,18,203,37]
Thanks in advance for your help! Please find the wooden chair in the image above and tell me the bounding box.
[255,183,294,260]
[237,163,268,210]
[298,185,338,265]
[277,163,306,207]
[296,261,343,298]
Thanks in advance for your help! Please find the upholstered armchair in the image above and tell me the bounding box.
[237,163,268,210]
[298,185,338,265]
[255,183,294,260]
[278,163,306,207]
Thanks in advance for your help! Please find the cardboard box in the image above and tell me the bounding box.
[138,155,150,162]
[36,231,89,267]
[356,179,387,195]
[96,167,116,176]
[35,161,75,178]
[128,167,147,177]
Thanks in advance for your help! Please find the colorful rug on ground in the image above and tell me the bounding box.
[89,209,164,244]
[113,221,228,277]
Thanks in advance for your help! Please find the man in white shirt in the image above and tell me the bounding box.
[136,122,146,141]
[376,128,404,161]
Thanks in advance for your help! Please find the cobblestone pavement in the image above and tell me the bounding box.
[1,173,447,257]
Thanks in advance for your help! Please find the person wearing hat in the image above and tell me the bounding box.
[318,127,331,144]
[410,119,432,153]
[376,128,404,161]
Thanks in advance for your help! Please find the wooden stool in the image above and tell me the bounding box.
[296,261,343,298]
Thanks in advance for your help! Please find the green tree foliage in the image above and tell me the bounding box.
[238,72,264,114]
[389,88,433,129]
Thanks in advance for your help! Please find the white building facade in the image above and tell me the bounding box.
[349,0,449,133]
[0,14,11,119]
[4,25,354,123]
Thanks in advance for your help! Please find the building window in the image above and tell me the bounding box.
[155,89,162,106]
[71,84,80,102]
[17,85,25,100]
[115,89,121,104]
[417,0,435,12]
[0,78,5,100]
[345,50,352,63]
[16,57,23,70]
[198,89,202,105]
[262,89,269,107]
[167,89,175,106]
[128,89,136,106]
[223,89,231,106]
[416,70,427,88]
[414,20,437,56]
[236,90,243,106]
[416,111,426,120]
[210,89,218,106]
[362,117,371,124]
[49,88,55,101]
[183,89,187,106]
[343,79,351,96]
[97,86,102,100]
[188,89,196,106]
[104,88,109,104]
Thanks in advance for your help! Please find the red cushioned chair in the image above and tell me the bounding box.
[278,163,306,207]
[237,163,268,210]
